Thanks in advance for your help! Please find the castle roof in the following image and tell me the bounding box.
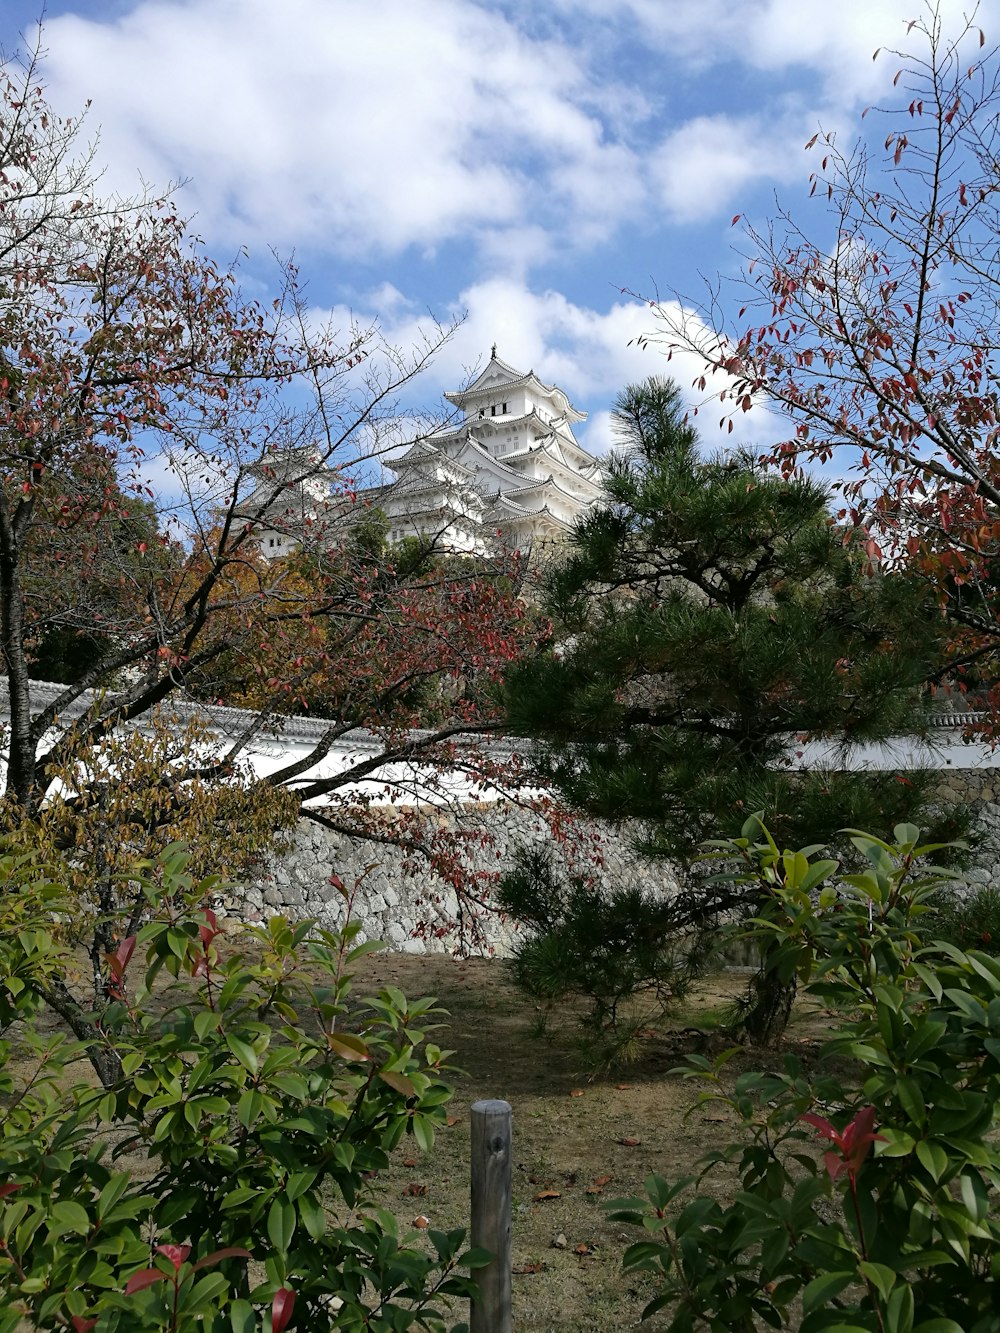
[444,349,587,426]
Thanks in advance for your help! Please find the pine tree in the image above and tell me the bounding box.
[503,377,962,1042]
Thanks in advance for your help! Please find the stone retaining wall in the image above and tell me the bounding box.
[219,769,1000,956]
[220,803,681,956]
[933,769,1000,891]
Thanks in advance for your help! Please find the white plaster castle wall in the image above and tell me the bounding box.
[7,681,1000,957]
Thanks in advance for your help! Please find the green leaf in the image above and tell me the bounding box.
[296,1191,327,1240]
[412,1114,434,1152]
[800,859,840,894]
[886,1282,914,1333]
[859,1261,897,1301]
[285,1171,316,1202]
[915,1140,948,1183]
[801,1271,854,1315]
[225,1032,259,1074]
[48,1200,91,1236]
[877,1128,915,1158]
[221,1187,260,1212]
[896,1075,926,1127]
[327,1031,371,1061]
[267,1197,296,1253]
[97,1174,131,1219]
[229,1300,256,1333]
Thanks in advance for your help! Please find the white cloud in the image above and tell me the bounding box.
[556,0,976,105]
[650,113,805,225]
[311,277,783,457]
[37,0,645,265]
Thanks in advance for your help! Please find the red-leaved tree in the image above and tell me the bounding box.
[0,40,541,1079]
[639,2,1000,722]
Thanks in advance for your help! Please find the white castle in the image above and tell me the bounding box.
[240,351,605,557]
[376,348,604,552]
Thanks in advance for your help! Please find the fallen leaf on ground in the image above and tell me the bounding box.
[513,1261,545,1275]
[402,1159,418,1168]
[533,1190,561,1201]
[616,1084,632,1091]
[574,1243,594,1255]
[412,1215,429,1229]
[403,1183,427,1196]
[586,1173,614,1194]
[446,1117,460,1127]
[617,1137,641,1147]
[569,1088,584,1097]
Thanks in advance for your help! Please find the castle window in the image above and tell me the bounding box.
[502,402,508,413]
[490,404,497,416]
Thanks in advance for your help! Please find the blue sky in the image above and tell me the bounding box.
[1,0,978,465]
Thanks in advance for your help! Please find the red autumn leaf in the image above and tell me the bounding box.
[155,1243,191,1271]
[0,1183,22,1199]
[71,1319,98,1332]
[514,1260,544,1275]
[569,1088,584,1098]
[403,1182,428,1196]
[617,1137,641,1147]
[191,1246,251,1272]
[533,1189,561,1201]
[107,934,137,981]
[801,1105,886,1181]
[125,1268,168,1295]
[271,1287,295,1333]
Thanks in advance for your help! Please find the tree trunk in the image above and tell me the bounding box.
[38,976,124,1088]
[0,499,38,811]
[742,966,797,1046]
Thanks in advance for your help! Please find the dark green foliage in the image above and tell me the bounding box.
[498,848,714,1055]
[506,376,960,862]
[609,822,1000,1331]
[502,376,965,1045]
[931,882,1000,956]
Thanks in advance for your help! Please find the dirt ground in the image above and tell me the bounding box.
[347,953,829,1332]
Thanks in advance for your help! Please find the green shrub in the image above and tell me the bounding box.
[609,821,1000,1331]
[498,846,711,1061]
[0,844,485,1331]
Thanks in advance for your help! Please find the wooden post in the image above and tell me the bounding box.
[470,1098,512,1333]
